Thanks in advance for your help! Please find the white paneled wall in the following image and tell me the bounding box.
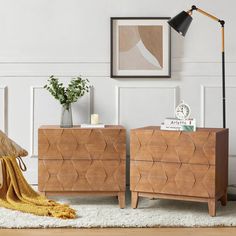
[0,0,236,187]
[0,86,7,133]
[116,86,179,132]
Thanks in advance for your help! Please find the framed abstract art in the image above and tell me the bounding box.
[111,17,171,78]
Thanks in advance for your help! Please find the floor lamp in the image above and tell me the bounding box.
[168,5,226,128]
[168,5,236,199]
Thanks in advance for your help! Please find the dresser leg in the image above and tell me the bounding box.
[131,191,139,209]
[208,199,216,217]
[118,192,125,209]
[220,192,227,206]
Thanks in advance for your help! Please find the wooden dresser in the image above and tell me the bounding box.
[130,126,228,216]
[38,125,126,208]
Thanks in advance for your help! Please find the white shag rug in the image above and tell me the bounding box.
[1,193,236,228]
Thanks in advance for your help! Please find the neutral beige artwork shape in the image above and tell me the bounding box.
[119,26,163,70]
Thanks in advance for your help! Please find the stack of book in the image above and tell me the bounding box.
[160,118,196,132]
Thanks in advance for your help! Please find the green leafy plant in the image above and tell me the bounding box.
[44,75,90,110]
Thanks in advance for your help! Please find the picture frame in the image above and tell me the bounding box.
[110,17,171,78]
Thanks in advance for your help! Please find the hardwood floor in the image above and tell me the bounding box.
[0,228,235,236]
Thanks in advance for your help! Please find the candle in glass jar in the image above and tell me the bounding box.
[91,114,99,125]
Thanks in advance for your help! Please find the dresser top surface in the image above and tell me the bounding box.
[132,126,228,133]
[39,125,125,130]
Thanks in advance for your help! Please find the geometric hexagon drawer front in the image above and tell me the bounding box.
[130,160,215,198]
[38,159,126,192]
[130,127,223,165]
[39,126,126,161]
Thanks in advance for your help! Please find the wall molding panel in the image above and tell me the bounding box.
[30,86,43,158]
[116,86,180,125]
[201,85,236,157]
[200,85,236,127]
[0,86,7,133]
[0,63,109,77]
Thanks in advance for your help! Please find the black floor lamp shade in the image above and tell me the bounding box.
[168,11,193,36]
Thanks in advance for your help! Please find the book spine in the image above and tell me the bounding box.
[161,124,196,132]
[160,125,181,131]
[164,119,196,126]
[181,125,196,132]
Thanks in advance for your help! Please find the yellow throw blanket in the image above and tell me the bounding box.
[0,156,76,219]
[0,130,76,219]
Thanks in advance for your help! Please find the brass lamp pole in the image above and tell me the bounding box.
[168,5,226,128]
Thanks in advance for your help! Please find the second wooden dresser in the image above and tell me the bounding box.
[130,126,228,216]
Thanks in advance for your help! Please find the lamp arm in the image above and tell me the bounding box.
[188,5,225,52]
[188,5,224,26]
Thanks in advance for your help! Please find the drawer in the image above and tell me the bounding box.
[39,159,126,192]
[130,129,216,165]
[38,128,126,160]
[130,160,215,198]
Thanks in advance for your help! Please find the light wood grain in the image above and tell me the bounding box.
[38,127,126,160]
[117,191,125,209]
[130,126,229,216]
[0,228,236,236]
[138,192,211,203]
[45,191,121,197]
[131,191,138,208]
[39,160,126,192]
[131,161,216,198]
[208,199,217,217]
[38,126,126,208]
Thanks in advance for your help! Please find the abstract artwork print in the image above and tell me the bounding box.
[119,25,163,70]
[111,18,171,78]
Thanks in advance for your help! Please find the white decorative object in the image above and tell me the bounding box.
[91,114,99,125]
[175,100,191,120]
[81,124,105,128]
